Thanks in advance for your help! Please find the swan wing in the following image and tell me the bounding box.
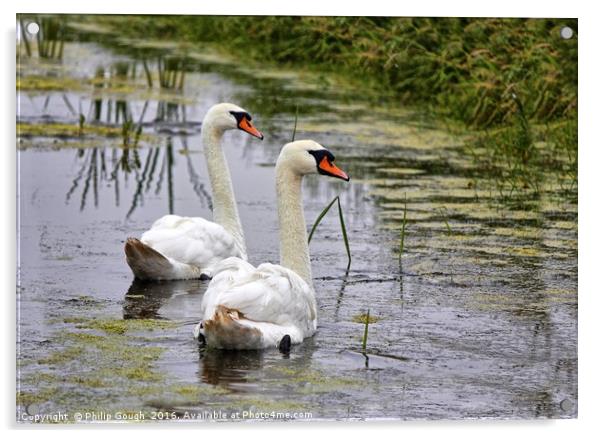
[141,215,243,271]
[201,261,317,336]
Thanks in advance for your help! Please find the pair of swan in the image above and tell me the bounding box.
[125,103,349,351]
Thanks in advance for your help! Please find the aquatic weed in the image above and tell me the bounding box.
[398,193,408,262]
[308,196,352,270]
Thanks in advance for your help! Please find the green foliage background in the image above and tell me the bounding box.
[112,16,577,129]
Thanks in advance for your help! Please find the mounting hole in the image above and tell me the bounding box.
[26,22,40,35]
[560,398,574,412]
[560,26,574,40]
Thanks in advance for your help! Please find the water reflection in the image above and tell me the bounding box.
[198,349,264,390]
[65,137,211,217]
[18,16,65,60]
[123,278,205,320]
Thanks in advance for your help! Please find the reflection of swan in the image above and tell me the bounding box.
[200,349,264,387]
[194,140,350,350]
[198,336,317,391]
[124,103,263,280]
[123,278,206,320]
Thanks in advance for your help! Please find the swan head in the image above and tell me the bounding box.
[277,140,350,181]
[204,102,263,139]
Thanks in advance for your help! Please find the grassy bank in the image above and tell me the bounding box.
[102,15,578,198]
[98,16,577,129]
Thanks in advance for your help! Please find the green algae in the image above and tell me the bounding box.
[172,384,230,399]
[38,346,85,365]
[17,388,59,407]
[72,295,106,308]
[271,367,358,395]
[17,74,85,92]
[21,372,60,385]
[19,317,174,414]
[78,318,176,335]
[114,366,162,382]
[63,316,88,324]
[68,375,110,388]
[17,122,123,139]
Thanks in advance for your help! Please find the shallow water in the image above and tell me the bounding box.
[16,21,577,422]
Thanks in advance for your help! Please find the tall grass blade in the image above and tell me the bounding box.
[336,197,351,271]
[361,309,370,351]
[307,195,352,271]
[291,104,299,142]
[398,193,407,262]
[307,196,338,244]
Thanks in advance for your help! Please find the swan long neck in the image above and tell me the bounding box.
[276,163,312,286]
[201,124,247,259]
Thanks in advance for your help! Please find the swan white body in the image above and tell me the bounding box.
[125,103,262,280]
[196,258,317,348]
[194,140,349,349]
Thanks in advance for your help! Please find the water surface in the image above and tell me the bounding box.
[16,22,577,422]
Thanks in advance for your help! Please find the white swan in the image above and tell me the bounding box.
[124,103,263,280]
[193,140,350,350]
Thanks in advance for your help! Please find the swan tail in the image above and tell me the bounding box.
[201,305,301,350]
[125,237,189,281]
[202,305,265,350]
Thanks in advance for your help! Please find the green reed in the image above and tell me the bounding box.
[308,196,352,271]
[361,309,370,351]
[291,105,299,142]
[104,16,576,129]
[398,194,407,262]
[78,114,85,137]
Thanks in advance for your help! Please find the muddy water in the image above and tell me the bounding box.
[16,23,577,422]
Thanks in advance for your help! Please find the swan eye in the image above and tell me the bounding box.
[308,149,336,165]
[308,149,349,181]
[231,111,263,139]
[229,111,251,122]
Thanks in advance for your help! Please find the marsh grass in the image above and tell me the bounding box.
[78,114,85,137]
[101,16,576,128]
[398,194,408,262]
[361,309,370,351]
[463,92,578,203]
[291,105,299,142]
[93,15,577,203]
[308,196,352,271]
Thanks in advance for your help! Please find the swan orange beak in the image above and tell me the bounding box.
[238,117,264,140]
[318,156,350,181]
